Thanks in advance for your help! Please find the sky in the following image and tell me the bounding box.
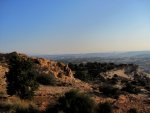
[0,0,150,54]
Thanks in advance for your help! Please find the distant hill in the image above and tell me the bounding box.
[36,51,150,74]
[116,51,150,58]
[37,51,150,60]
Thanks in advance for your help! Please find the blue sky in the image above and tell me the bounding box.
[0,0,150,54]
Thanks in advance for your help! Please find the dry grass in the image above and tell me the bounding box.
[114,94,150,113]
[0,96,39,113]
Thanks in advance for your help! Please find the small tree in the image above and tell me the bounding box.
[6,53,39,99]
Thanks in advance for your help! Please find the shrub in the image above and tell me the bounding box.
[127,108,138,113]
[15,105,39,113]
[36,73,56,85]
[6,53,39,99]
[69,62,122,82]
[12,98,39,113]
[99,84,120,98]
[74,70,89,81]
[0,101,12,111]
[122,83,141,94]
[145,85,150,92]
[99,75,106,82]
[110,76,119,84]
[46,90,95,113]
[97,102,113,113]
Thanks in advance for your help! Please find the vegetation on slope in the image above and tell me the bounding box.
[6,52,39,99]
[0,52,149,113]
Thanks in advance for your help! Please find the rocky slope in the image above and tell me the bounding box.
[0,52,73,79]
[0,52,150,113]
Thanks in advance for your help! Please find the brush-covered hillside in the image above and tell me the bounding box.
[0,52,150,113]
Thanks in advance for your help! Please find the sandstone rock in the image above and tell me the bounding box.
[0,52,74,79]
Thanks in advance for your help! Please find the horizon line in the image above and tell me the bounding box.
[1,50,150,56]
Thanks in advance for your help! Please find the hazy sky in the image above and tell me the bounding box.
[0,0,150,54]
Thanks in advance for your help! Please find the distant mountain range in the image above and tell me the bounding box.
[37,51,150,60]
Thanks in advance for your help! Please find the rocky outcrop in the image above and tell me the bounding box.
[32,57,73,78]
[0,52,74,79]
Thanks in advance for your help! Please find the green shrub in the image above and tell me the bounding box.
[36,73,56,85]
[97,102,113,113]
[46,90,95,113]
[6,53,39,99]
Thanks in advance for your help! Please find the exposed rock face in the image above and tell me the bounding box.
[32,57,73,78]
[0,52,73,79]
